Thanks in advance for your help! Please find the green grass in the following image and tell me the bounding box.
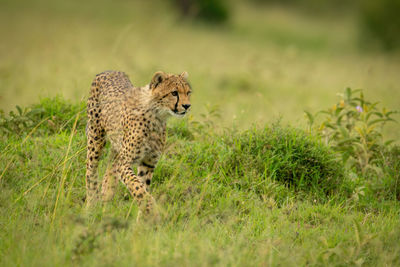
[1,0,400,265]
[1,98,400,266]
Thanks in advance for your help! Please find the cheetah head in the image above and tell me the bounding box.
[150,71,192,118]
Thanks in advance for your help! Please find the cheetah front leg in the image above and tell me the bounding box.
[137,162,156,191]
[114,129,157,214]
[117,160,155,214]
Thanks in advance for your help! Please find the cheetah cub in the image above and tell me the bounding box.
[85,71,192,213]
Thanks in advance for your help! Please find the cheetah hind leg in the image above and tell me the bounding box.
[85,122,106,207]
[101,150,119,202]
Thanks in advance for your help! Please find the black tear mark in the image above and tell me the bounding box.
[174,92,179,112]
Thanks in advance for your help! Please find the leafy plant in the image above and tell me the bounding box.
[0,105,46,136]
[305,88,397,174]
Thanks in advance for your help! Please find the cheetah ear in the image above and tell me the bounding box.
[180,71,188,81]
[150,71,166,89]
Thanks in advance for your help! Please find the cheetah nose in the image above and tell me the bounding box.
[182,104,191,110]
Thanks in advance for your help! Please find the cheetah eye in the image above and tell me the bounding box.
[187,91,192,96]
[171,91,178,97]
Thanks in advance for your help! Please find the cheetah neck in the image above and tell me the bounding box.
[126,84,171,122]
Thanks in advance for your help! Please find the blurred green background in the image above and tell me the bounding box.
[0,0,399,135]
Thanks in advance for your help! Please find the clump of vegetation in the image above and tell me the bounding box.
[217,124,345,197]
[166,117,345,203]
[305,88,399,200]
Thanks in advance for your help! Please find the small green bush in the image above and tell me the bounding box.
[0,97,86,137]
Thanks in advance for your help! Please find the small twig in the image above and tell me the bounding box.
[126,200,136,221]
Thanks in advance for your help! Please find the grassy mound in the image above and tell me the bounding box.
[219,125,344,195]
[164,123,346,204]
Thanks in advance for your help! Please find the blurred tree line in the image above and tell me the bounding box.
[173,0,400,51]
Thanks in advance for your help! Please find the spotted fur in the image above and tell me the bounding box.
[85,70,191,213]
